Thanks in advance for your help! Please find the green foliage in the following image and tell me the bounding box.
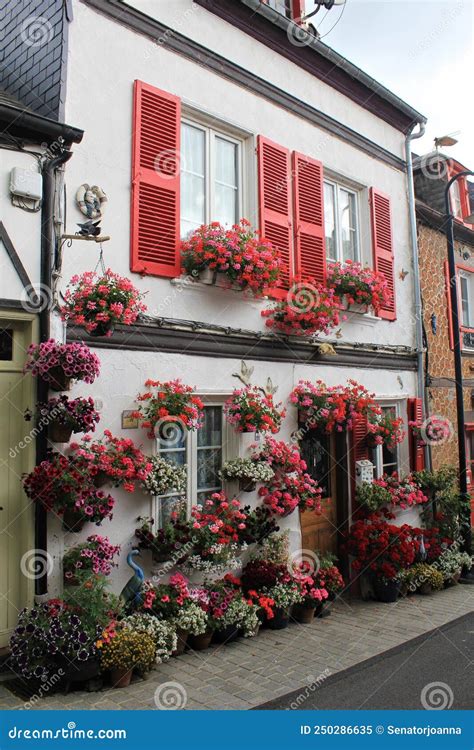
[355,482,391,512]
[62,573,123,631]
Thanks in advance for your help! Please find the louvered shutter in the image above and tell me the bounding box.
[292,151,326,284]
[131,81,181,277]
[257,135,293,297]
[350,414,370,512]
[370,188,396,320]
[444,261,455,350]
[408,397,425,471]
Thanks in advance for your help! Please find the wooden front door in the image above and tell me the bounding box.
[0,314,36,648]
[299,431,338,557]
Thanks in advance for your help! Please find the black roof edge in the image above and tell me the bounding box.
[0,103,83,146]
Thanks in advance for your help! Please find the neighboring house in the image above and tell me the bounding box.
[413,154,474,524]
[0,0,428,614]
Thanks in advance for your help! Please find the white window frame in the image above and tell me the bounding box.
[372,402,402,479]
[180,117,244,237]
[324,177,361,264]
[458,270,474,349]
[153,395,238,522]
[450,179,463,219]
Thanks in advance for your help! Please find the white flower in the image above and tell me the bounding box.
[220,458,274,483]
[172,603,208,635]
[121,613,177,663]
[142,455,187,496]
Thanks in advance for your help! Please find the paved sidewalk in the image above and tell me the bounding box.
[1,584,472,711]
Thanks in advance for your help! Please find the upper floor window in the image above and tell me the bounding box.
[372,405,400,478]
[450,179,463,219]
[324,180,360,263]
[180,121,242,237]
[459,271,474,348]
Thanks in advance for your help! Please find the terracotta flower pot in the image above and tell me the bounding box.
[62,508,86,533]
[110,667,133,688]
[292,604,315,624]
[48,366,71,392]
[49,420,73,443]
[239,478,257,493]
[171,628,189,656]
[187,630,213,651]
[267,607,290,630]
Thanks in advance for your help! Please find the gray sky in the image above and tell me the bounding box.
[305,0,473,167]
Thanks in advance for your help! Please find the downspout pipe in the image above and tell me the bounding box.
[35,148,73,597]
[405,121,430,469]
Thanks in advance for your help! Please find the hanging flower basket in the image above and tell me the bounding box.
[23,341,100,390]
[62,508,87,533]
[60,268,147,337]
[133,379,204,439]
[367,412,405,450]
[69,431,152,493]
[50,421,73,443]
[37,396,100,443]
[48,366,71,392]
[290,379,381,434]
[224,386,285,434]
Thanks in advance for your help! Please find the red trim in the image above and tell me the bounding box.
[408,397,425,471]
[131,80,181,278]
[257,135,293,298]
[448,163,471,225]
[369,187,396,320]
[350,414,369,516]
[292,151,326,284]
[291,0,304,20]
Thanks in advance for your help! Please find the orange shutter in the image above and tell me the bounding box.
[370,188,396,320]
[350,414,369,512]
[292,151,326,284]
[408,397,425,471]
[257,135,293,297]
[131,80,181,277]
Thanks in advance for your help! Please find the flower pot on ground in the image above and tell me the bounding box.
[187,630,214,651]
[23,340,101,390]
[419,582,433,595]
[171,628,189,656]
[110,666,133,688]
[100,629,155,685]
[267,606,290,630]
[292,603,315,624]
[373,578,400,603]
[315,601,332,618]
[64,658,101,684]
[212,624,241,643]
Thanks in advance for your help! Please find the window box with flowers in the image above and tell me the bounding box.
[181,220,282,296]
[23,340,100,392]
[356,473,428,513]
[261,280,342,337]
[61,269,147,337]
[220,457,275,492]
[326,260,391,315]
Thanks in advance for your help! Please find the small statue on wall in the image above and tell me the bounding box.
[75,184,107,219]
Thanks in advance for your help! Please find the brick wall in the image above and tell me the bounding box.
[418,220,474,470]
[0,0,69,120]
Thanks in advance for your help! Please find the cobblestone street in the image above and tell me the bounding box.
[1,585,472,711]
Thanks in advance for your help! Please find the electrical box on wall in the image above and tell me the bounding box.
[355,459,374,486]
[10,167,42,200]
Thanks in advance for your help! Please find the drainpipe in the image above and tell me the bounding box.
[35,148,73,597]
[405,121,431,470]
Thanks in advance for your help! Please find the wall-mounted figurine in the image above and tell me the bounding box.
[75,184,107,219]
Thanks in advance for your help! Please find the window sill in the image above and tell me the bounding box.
[170,275,265,299]
[343,308,380,327]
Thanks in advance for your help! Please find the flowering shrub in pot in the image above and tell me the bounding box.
[135,513,192,564]
[220,457,274,492]
[121,613,177,665]
[37,396,100,442]
[23,340,100,391]
[375,474,428,510]
[251,437,322,516]
[70,430,152,493]
[63,535,121,584]
[224,386,285,434]
[261,282,342,336]
[61,268,147,336]
[22,453,115,531]
[100,628,155,687]
[291,564,329,623]
[434,545,472,586]
[237,506,280,545]
[317,556,345,602]
[134,379,204,439]
[367,412,405,450]
[185,492,248,573]
[206,575,260,640]
[326,260,391,312]
[404,563,444,595]
[181,220,282,296]
[290,379,381,433]
[141,455,187,496]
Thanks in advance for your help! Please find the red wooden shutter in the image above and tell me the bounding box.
[408,397,425,471]
[350,414,369,512]
[257,135,293,297]
[444,260,455,350]
[370,188,396,320]
[292,151,326,284]
[131,80,181,277]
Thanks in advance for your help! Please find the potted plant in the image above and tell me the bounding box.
[181,219,282,296]
[356,481,392,513]
[290,379,381,434]
[135,511,192,564]
[241,557,298,629]
[22,453,115,532]
[141,455,187,497]
[206,575,259,642]
[292,564,329,623]
[70,431,152,493]
[37,396,100,443]
[23,340,100,391]
[133,379,204,439]
[220,457,274,492]
[315,557,345,614]
[251,437,322,516]
[435,545,472,586]
[326,260,391,314]
[261,281,342,336]
[121,613,177,666]
[224,385,285,434]
[374,474,429,511]
[367,412,405,450]
[61,268,147,337]
[408,563,444,595]
[236,505,280,545]
[63,535,121,585]
[100,628,155,687]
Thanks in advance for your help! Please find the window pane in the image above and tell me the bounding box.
[450,181,462,218]
[339,189,358,262]
[198,406,222,447]
[300,432,331,497]
[381,406,398,475]
[197,448,222,491]
[214,137,238,226]
[324,182,336,260]
[181,124,205,236]
[197,406,223,498]
[0,329,13,361]
[461,276,471,327]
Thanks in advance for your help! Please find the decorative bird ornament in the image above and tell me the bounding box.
[76,219,101,237]
[119,549,144,611]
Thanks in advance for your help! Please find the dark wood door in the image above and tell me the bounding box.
[299,431,338,556]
